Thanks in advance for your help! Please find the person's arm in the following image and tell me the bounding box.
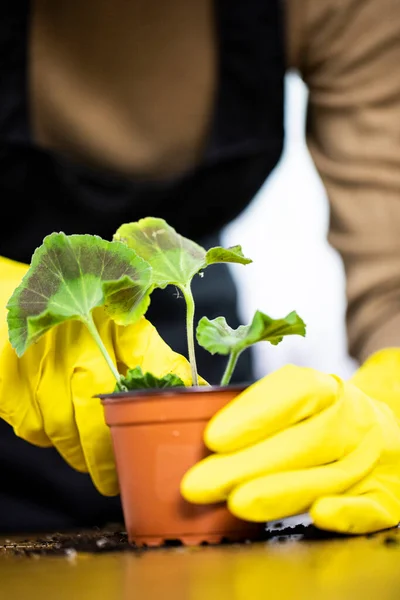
[287,0,400,363]
[0,256,195,496]
[182,4,400,533]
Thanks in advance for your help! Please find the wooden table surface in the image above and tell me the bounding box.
[1,527,400,599]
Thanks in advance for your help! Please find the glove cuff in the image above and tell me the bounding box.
[350,348,400,420]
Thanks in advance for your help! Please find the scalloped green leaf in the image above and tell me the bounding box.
[196,310,306,356]
[114,217,252,289]
[116,366,185,391]
[7,233,153,356]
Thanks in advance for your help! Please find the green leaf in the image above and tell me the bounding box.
[7,232,153,357]
[115,366,185,391]
[114,217,252,289]
[205,245,252,267]
[196,310,306,356]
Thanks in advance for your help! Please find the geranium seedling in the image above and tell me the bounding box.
[7,219,307,392]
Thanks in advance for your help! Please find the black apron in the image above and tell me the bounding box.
[0,0,285,532]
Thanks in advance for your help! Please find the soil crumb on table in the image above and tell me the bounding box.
[0,529,130,557]
[0,524,381,558]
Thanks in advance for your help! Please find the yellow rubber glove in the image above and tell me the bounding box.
[181,359,400,535]
[0,256,194,496]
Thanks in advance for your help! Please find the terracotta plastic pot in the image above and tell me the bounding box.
[100,385,265,547]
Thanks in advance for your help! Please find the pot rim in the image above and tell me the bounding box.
[97,380,253,402]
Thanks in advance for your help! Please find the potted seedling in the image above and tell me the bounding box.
[6,218,306,547]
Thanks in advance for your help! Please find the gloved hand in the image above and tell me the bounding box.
[181,355,400,535]
[0,255,194,496]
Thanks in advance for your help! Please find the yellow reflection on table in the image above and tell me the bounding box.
[1,529,400,600]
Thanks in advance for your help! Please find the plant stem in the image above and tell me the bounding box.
[220,350,241,386]
[181,284,199,386]
[84,313,123,387]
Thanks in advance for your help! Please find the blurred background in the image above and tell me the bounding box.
[222,72,358,381]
